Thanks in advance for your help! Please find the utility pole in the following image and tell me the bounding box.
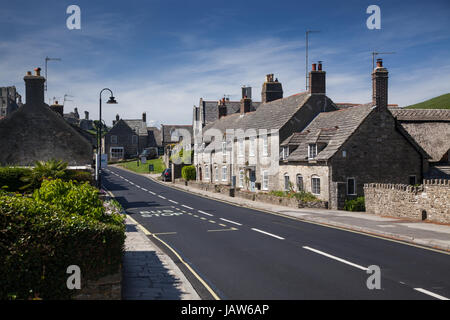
[371,51,395,70]
[306,30,320,91]
[44,56,61,102]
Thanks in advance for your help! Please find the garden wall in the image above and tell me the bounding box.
[364,179,450,223]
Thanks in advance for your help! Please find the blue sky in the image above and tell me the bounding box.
[0,0,449,125]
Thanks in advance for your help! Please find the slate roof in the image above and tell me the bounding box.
[390,108,450,121]
[123,119,148,136]
[389,108,450,162]
[202,92,313,133]
[161,124,193,144]
[201,100,261,125]
[284,103,375,161]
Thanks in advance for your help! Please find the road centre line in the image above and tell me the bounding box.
[251,228,285,240]
[149,191,156,195]
[414,288,449,300]
[219,218,242,226]
[158,195,166,199]
[302,246,368,271]
[182,204,194,210]
[169,200,179,204]
[198,210,213,217]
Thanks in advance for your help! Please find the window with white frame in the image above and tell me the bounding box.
[239,170,244,188]
[311,176,320,194]
[262,170,269,190]
[238,139,244,157]
[347,177,356,195]
[249,137,255,156]
[205,165,209,180]
[296,174,303,191]
[262,135,268,156]
[110,147,124,159]
[308,144,317,159]
[111,135,118,144]
[222,166,227,181]
[215,166,219,181]
[281,146,289,160]
[222,141,227,155]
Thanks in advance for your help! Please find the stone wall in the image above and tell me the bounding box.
[364,179,450,223]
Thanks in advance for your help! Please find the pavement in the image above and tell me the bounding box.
[103,165,450,300]
[118,209,200,299]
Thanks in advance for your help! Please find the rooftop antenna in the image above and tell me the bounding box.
[371,51,395,70]
[63,94,74,106]
[306,30,320,91]
[44,56,61,99]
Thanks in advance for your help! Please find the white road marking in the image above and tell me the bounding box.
[414,288,449,300]
[169,200,179,204]
[198,210,213,217]
[142,188,148,192]
[158,195,166,199]
[251,228,285,240]
[182,205,193,210]
[303,246,368,271]
[219,218,242,226]
[149,191,156,195]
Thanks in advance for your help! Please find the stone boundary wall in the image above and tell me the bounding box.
[364,179,450,224]
[176,180,328,209]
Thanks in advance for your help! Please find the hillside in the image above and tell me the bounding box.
[405,93,450,109]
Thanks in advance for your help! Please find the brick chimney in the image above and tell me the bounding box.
[84,111,89,120]
[218,97,227,119]
[372,58,388,110]
[24,68,45,106]
[261,74,283,103]
[50,101,64,117]
[142,112,147,123]
[309,61,326,94]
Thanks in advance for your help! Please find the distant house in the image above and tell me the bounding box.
[390,108,450,178]
[103,112,162,161]
[0,68,93,166]
[280,60,428,209]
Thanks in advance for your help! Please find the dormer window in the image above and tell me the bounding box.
[281,146,289,160]
[308,144,317,159]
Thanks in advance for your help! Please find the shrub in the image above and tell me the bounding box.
[0,167,32,192]
[268,190,319,202]
[20,160,68,191]
[33,179,122,226]
[182,165,196,181]
[64,170,93,185]
[344,196,366,212]
[0,194,125,300]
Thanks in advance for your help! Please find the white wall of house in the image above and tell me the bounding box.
[279,163,330,201]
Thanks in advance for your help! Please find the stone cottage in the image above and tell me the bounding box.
[195,64,337,190]
[279,60,428,209]
[0,68,93,166]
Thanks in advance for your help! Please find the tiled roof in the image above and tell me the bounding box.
[285,103,375,161]
[123,119,148,136]
[147,126,162,147]
[389,108,450,121]
[202,92,313,133]
[201,100,261,125]
[162,124,193,144]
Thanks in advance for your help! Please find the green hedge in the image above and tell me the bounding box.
[181,165,196,181]
[268,190,320,202]
[344,196,366,212]
[0,181,125,300]
[0,167,32,192]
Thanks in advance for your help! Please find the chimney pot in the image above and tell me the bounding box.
[26,71,32,76]
[318,61,322,71]
[34,67,41,76]
[376,58,383,68]
[142,112,147,123]
[312,63,317,71]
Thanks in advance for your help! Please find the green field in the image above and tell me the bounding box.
[405,93,450,109]
[118,157,165,174]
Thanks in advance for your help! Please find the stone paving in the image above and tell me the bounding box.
[122,216,200,300]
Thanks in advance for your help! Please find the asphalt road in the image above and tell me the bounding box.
[103,166,450,300]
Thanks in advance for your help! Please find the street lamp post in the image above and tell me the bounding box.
[97,88,117,189]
